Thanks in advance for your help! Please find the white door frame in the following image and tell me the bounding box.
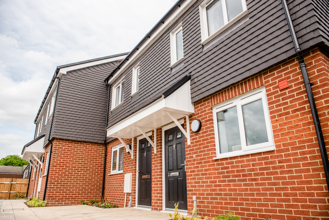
[162,119,184,211]
[135,132,152,208]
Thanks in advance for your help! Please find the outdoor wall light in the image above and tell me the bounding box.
[191,119,202,133]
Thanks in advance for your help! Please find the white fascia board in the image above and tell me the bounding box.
[58,55,127,77]
[108,0,198,84]
[35,55,126,123]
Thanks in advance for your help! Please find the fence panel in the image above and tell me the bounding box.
[0,178,28,199]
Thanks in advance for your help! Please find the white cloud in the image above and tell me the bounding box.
[0,134,30,159]
[0,0,177,157]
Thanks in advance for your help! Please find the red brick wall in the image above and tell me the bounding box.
[187,48,329,219]
[104,138,136,207]
[43,138,105,206]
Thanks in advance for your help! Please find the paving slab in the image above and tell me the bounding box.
[0,200,172,220]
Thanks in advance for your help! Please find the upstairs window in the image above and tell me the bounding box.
[132,65,140,95]
[49,92,56,118]
[37,116,43,136]
[170,24,184,66]
[112,79,125,109]
[212,87,274,159]
[111,145,124,174]
[200,0,247,43]
[45,104,50,125]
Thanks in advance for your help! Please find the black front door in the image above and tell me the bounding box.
[138,137,152,206]
[165,126,187,210]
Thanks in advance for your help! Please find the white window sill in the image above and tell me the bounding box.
[111,102,123,112]
[171,57,184,68]
[201,10,248,45]
[131,90,139,97]
[42,174,47,177]
[213,146,275,160]
[108,171,123,176]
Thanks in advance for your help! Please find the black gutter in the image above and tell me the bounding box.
[282,0,329,190]
[43,76,61,201]
[34,52,128,123]
[163,74,191,98]
[104,0,185,83]
[101,82,111,201]
[26,162,33,197]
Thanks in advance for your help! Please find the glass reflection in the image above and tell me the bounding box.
[226,0,243,21]
[206,0,224,36]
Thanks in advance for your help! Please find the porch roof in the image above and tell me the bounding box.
[21,135,45,161]
[107,77,194,139]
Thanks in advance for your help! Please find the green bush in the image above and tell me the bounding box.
[27,198,47,207]
[213,213,240,220]
[89,198,99,205]
[13,192,26,199]
[79,200,88,205]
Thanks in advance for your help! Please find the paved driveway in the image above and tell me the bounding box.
[0,200,171,220]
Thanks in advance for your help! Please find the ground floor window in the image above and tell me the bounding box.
[111,145,124,174]
[212,87,275,158]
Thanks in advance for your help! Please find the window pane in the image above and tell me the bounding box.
[226,0,244,21]
[242,99,269,146]
[112,150,117,171]
[121,82,124,103]
[176,29,183,60]
[115,85,120,106]
[136,68,140,91]
[206,0,224,36]
[118,147,124,171]
[217,106,241,154]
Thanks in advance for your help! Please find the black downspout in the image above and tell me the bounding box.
[101,83,111,201]
[282,0,329,190]
[43,76,61,201]
[26,161,33,198]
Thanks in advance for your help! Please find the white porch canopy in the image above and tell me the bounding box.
[22,136,45,161]
[106,80,194,153]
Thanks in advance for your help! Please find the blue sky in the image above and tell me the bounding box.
[0,0,177,158]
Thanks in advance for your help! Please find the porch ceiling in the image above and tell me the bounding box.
[107,80,194,139]
[22,136,45,161]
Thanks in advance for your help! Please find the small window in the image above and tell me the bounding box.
[200,0,247,43]
[49,92,56,118]
[37,117,43,136]
[45,104,50,125]
[212,87,274,158]
[170,24,184,66]
[112,80,125,109]
[111,145,124,174]
[132,65,140,95]
[44,152,50,176]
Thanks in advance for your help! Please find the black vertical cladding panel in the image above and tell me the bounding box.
[311,0,329,46]
[50,61,121,144]
[107,0,325,128]
[138,137,152,206]
[165,126,187,210]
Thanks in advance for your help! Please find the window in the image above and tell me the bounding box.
[132,65,140,95]
[170,24,184,66]
[37,116,43,136]
[45,104,50,125]
[212,87,274,159]
[44,152,50,176]
[199,0,247,43]
[112,80,124,109]
[49,92,56,117]
[111,145,124,174]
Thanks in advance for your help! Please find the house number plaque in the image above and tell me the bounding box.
[142,175,150,179]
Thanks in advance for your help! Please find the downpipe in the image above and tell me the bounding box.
[282,0,329,190]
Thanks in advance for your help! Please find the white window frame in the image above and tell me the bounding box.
[37,116,43,136]
[111,144,124,174]
[49,92,56,119]
[45,104,50,125]
[43,151,50,176]
[199,0,247,44]
[131,65,140,95]
[212,87,275,159]
[111,79,125,110]
[170,23,184,66]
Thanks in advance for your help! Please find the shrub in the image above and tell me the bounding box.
[213,213,241,220]
[26,198,47,207]
[89,198,99,205]
[12,192,26,199]
[169,203,208,220]
[79,200,88,205]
